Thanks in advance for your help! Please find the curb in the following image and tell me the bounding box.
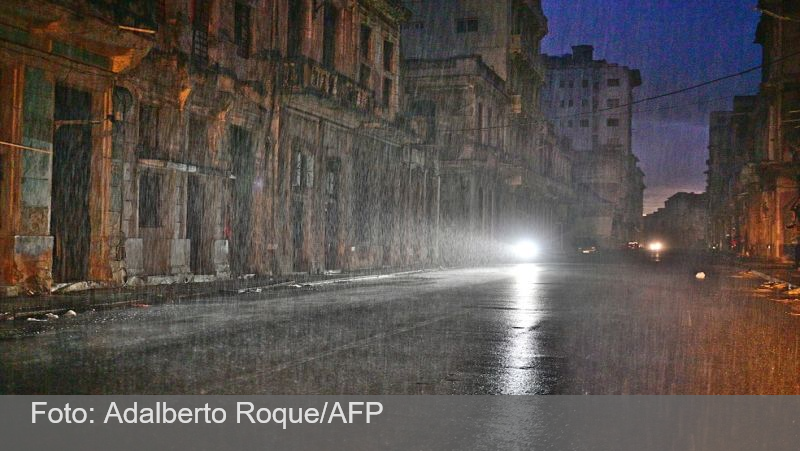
[2,269,432,320]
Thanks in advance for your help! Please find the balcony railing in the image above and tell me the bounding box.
[281,57,374,114]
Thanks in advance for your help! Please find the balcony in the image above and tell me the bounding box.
[509,34,544,81]
[281,57,374,114]
[47,0,160,30]
[0,0,155,72]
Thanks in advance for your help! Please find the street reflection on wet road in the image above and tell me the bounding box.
[3,253,800,394]
[500,264,545,394]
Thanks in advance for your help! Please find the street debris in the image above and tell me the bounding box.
[756,281,790,293]
[775,299,800,304]
[44,312,59,320]
[695,272,706,280]
[731,270,760,279]
[63,310,77,318]
[131,303,151,308]
[26,317,47,322]
[124,276,146,288]
[51,281,109,293]
[0,312,13,321]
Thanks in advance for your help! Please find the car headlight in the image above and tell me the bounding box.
[648,241,664,252]
[513,240,538,260]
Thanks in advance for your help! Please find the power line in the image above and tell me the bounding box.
[441,48,800,133]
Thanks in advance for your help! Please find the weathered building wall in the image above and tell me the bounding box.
[403,56,505,263]
[0,0,154,295]
[0,0,441,297]
[402,0,574,259]
[272,0,438,274]
[644,192,708,250]
[707,2,800,262]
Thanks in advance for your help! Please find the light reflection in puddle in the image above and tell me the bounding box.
[500,263,544,394]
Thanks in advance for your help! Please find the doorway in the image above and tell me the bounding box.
[287,0,306,57]
[324,158,340,270]
[50,85,92,282]
[187,175,207,274]
[229,126,254,274]
[322,4,338,69]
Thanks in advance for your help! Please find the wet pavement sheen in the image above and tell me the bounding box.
[2,253,800,394]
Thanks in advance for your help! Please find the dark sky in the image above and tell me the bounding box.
[540,0,762,213]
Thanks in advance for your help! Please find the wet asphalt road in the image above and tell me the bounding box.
[2,252,800,394]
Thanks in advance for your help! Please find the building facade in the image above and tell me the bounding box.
[706,97,758,253]
[541,45,644,247]
[644,192,709,250]
[401,0,576,258]
[0,0,440,296]
[706,1,800,262]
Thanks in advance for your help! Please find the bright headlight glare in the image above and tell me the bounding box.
[513,241,538,259]
[648,241,663,252]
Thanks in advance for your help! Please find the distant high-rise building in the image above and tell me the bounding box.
[541,45,644,246]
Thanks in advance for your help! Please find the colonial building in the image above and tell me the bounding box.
[401,0,576,258]
[706,1,800,262]
[541,45,644,247]
[403,56,507,262]
[271,0,439,274]
[0,0,440,296]
[0,0,155,295]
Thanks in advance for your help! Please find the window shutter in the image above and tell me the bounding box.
[305,154,314,188]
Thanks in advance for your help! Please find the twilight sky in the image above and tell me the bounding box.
[540,0,762,213]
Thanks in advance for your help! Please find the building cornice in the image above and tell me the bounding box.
[359,0,412,24]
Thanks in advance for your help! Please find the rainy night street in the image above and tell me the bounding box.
[2,252,799,395]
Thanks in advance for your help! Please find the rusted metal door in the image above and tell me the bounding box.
[50,85,92,282]
[230,126,254,274]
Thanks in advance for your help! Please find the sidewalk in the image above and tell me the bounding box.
[0,267,430,320]
[719,254,800,287]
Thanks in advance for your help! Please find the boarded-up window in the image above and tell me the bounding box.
[139,171,162,227]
